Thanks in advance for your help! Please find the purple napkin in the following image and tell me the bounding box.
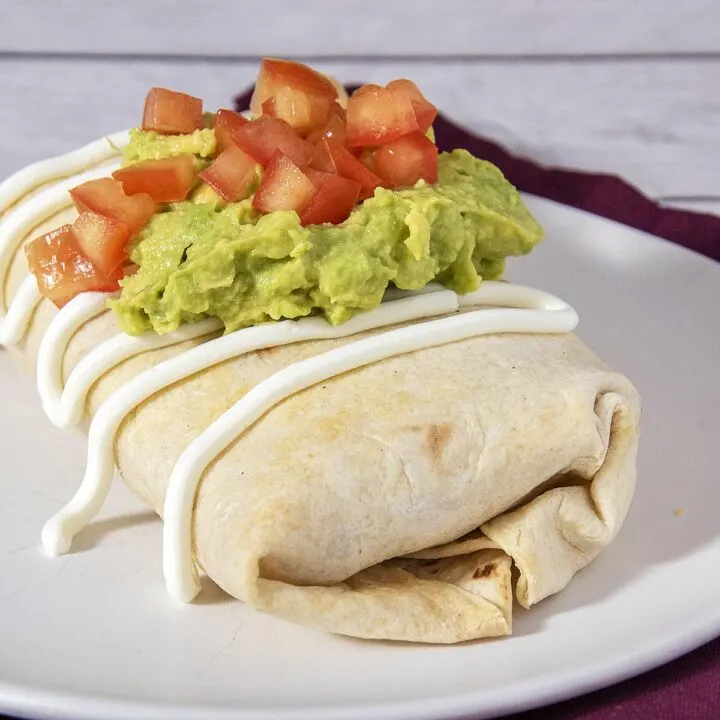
[235,87,720,263]
[235,87,720,719]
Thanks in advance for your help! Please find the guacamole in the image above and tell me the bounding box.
[123,128,217,163]
[113,137,542,335]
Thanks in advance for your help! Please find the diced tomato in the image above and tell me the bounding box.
[254,58,338,106]
[373,132,439,188]
[325,139,382,200]
[72,212,130,275]
[233,117,312,170]
[25,225,121,308]
[304,167,333,189]
[308,139,337,173]
[252,151,315,215]
[198,145,258,202]
[214,109,250,152]
[358,148,378,172]
[386,79,437,132]
[300,174,361,226]
[346,83,418,147]
[251,58,338,136]
[306,103,349,147]
[70,178,155,235]
[261,97,277,117]
[112,155,195,203]
[142,88,204,135]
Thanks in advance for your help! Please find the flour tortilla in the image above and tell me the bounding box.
[2,202,640,643]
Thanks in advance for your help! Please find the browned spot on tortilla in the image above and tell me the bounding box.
[473,563,495,579]
[426,422,452,469]
[255,345,283,362]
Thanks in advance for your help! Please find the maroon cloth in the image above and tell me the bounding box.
[234,87,720,719]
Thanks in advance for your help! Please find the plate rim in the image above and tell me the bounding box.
[2,610,719,720]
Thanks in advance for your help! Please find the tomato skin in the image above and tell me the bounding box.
[233,117,312,170]
[325,139,382,200]
[25,225,121,308]
[214,109,250,152]
[254,59,338,104]
[70,178,155,235]
[142,88,204,135]
[112,155,196,203]
[386,79,437,132]
[72,212,130,275]
[346,83,418,147]
[300,174,361,226]
[305,104,349,147]
[304,167,333,189]
[308,139,337,173]
[198,145,258,202]
[251,58,338,136]
[373,131,439,188]
[252,151,315,214]
[261,97,278,117]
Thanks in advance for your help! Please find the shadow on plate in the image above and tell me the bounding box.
[71,510,158,553]
[194,574,235,605]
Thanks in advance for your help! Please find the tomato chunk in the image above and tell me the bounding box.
[300,174,361,226]
[308,139,337,174]
[386,79,437,132]
[25,225,121,308]
[304,167,333,189]
[346,83,418,147]
[252,151,315,214]
[198,145,258,202]
[112,155,195,203]
[142,88,204,135]
[373,132,439,188]
[70,178,155,235]
[70,179,154,235]
[305,103,349,147]
[251,58,338,136]
[325,139,382,200]
[72,212,130,275]
[261,97,277,116]
[233,117,312,170]
[214,109,250,152]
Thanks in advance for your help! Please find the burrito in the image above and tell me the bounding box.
[0,59,640,643]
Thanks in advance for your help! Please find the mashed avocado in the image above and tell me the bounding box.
[123,128,217,163]
[112,147,542,335]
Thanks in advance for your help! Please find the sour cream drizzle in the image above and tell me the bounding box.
[0,131,129,215]
[0,134,579,604]
[0,131,129,348]
[36,293,223,428]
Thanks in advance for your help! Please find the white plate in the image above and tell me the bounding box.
[1,196,719,720]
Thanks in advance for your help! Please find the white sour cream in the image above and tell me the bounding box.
[0,131,128,348]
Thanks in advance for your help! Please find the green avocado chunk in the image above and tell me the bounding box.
[111,149,542,335]
[123,128,217,163]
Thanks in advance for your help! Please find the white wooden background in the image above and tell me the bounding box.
[1,0,718,216]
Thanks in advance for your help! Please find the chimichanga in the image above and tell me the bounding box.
[0,70,640,643]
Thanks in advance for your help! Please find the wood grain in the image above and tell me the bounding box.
[1,57,717,202]
[1,0,718,57]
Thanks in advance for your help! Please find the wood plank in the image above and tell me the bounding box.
[0,57,717,200]
[1,0,719,57]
